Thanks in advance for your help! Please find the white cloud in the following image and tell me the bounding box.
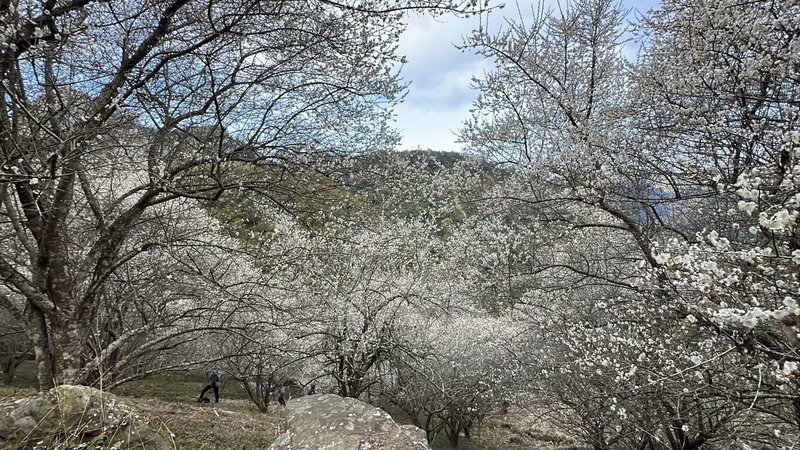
[397,12,485,152]
[395,100,464,152]
[395,57,488,152]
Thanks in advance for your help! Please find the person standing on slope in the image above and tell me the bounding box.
[198,371,222,403]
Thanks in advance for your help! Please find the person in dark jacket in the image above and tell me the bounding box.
[198,371,222,403]
[277,384,289,406]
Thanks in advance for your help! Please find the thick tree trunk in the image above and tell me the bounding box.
[28,308,55,391]
[336,363,364,398]
[424,413,439,444]
[27,299,90,390]
[445,418,463,448]
[445,427,459,448]
[50,317,85,385]
[242,375,271,413]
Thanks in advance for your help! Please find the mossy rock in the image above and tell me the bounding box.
[0,385,173,449]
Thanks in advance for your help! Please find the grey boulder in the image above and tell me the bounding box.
[269,394,429,450]
[0,384,171,449]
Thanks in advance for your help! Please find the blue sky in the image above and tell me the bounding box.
[395,0,661,152]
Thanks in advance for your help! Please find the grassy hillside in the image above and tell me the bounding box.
[2,362,583,450]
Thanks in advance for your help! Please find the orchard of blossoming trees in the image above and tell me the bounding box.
[0,0,486,390]
[0,0,798,448]
[459,0,800,447]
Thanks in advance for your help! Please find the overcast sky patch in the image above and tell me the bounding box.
[396,1,661,153]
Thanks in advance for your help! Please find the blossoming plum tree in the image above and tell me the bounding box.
[0,0,482,390]
[461,0,800,446]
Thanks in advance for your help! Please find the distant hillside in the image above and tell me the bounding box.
[204,149,493,241]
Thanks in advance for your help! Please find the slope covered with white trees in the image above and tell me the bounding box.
[1,0,798,449]
[458,0,800,447]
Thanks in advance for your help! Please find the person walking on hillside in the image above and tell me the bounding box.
[277,383,289,406]
[198,371,222,403]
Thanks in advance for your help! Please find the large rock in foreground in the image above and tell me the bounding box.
[269,394,429,450]
[0,385,171,449]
